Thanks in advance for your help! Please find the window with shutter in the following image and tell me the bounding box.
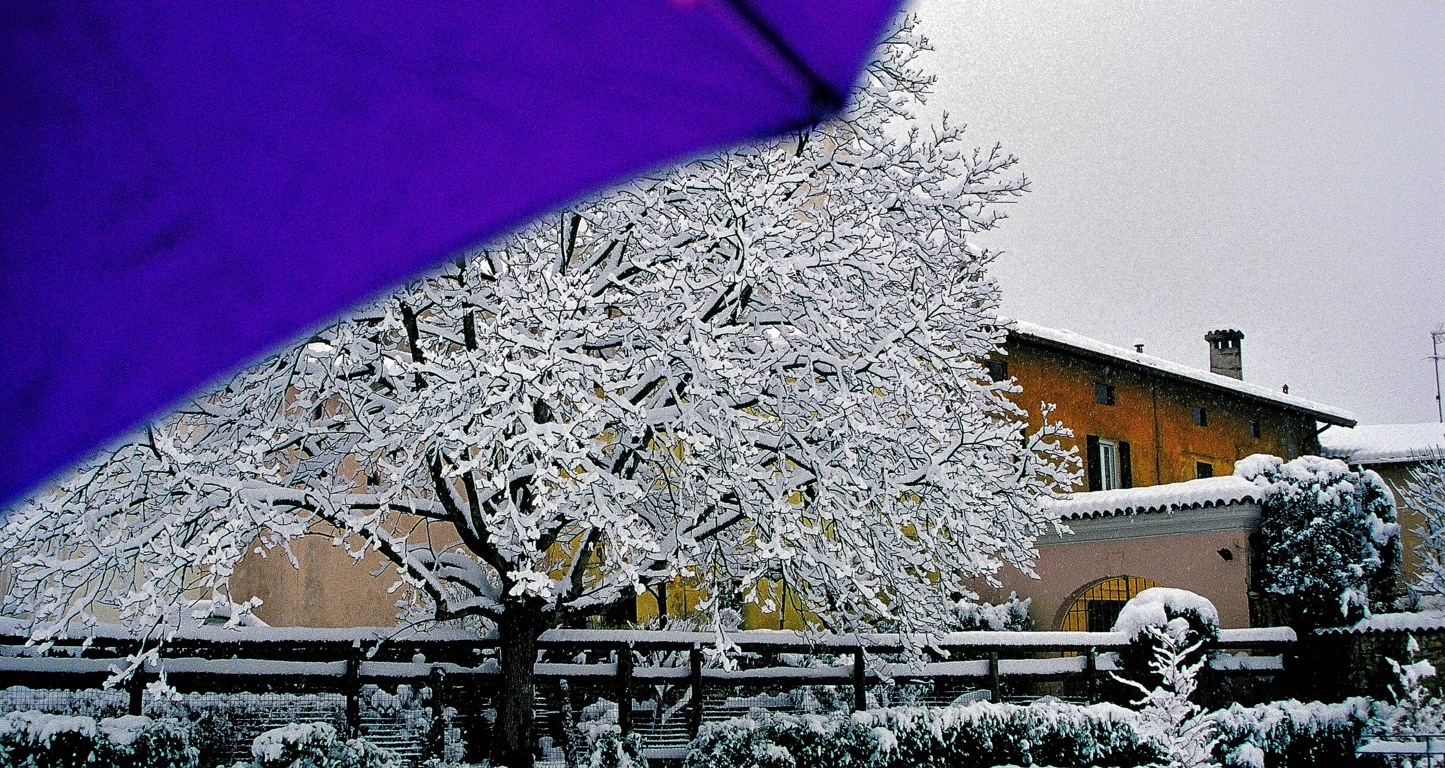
[1086,435,1101,491]
[1087,435,1124,491]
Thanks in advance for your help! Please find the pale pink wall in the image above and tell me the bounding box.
[980,529,1255,629]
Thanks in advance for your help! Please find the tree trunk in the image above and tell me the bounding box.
[494,601,548,768]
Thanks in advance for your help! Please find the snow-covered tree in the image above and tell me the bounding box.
[1117,622,1220,768]
[0,18,1076,768]
[1239,454,1399,629]
[1404,460,1445,604]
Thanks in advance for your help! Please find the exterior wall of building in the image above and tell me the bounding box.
[229,533,413,627]
[979,512,1258,630]
[1001,339,1321,491]
[228,517,457,628]
[1364,462,1427,590]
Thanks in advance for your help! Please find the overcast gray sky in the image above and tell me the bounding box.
[912,1,1444,426]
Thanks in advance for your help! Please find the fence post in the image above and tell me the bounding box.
[988,652,1001,702]
[1085,646,1098,702]
[617,644,634,735]
[428,665,447,761]
[344,640,362,738]
[688,643,704,737]
[852,648,866,712]
[127,673,145,716]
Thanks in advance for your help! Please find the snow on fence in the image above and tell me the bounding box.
[0,626,1295,763]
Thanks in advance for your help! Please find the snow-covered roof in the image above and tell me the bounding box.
[1003,319,1356,427]
[1315,610,1445,635]
[1319,423,1445,465]
[1045,475,1261,520]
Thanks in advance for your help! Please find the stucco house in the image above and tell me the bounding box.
[978,322,1356,631]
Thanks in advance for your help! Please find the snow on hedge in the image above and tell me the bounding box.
[237,721,399,768]
[689,700,1162,768]
[0,710,198,768]
[1111,588,1219,641]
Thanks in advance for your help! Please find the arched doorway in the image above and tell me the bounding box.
[1058,575,1160,632]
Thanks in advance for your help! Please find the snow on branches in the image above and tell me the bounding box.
[0,20,1075,649]
[1404,460,1445,604]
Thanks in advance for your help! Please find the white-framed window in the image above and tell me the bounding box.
[1098,438,1121,490]
[1086,434,1131,491]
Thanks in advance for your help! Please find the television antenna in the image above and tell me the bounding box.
[1433,325,1445,423]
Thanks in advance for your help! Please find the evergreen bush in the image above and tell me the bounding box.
[1211,698,1389,768]
[1239,454,1399,628]
[684,701,1161,768]
[0,710,198,768]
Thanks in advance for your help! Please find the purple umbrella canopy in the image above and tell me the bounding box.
[0,0,903,506]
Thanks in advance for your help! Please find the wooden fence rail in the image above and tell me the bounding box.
[0,626,1296,762]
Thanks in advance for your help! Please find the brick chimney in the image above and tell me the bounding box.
[1206,329,1244,380]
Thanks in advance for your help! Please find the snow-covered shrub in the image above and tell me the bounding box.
[687,711,873,768]
[1239,454,1399,628]
[147,691,349,768]
[1112,588,1220,691]
[1210,697,1388,768]
[1404,460,1445,604]
[1117,624,1219,768]
[231,722,399,768]
[105,716,198,768]
[949,593,1035,632]
[586,730,650,768]
[685,701,1160,768]
[1387,636,1445,738]
[0,710,197,768]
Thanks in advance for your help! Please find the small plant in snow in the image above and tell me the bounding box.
[1211,697,1389,768]
[1388,635,1445,740]
[1112,588,1219,693]
[1117,622,1220,768]
[232,722,400,768]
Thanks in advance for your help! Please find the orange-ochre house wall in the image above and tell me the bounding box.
[1002,339,1320,490]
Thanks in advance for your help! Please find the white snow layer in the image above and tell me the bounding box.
[1111,588,1220,639]
[1005,319,1356,425]
[1316,609,1445,635]
[1320,422,1445,465]
[1045,475,1260,519]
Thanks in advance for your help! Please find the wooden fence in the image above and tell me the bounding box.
[0,625,1296,762]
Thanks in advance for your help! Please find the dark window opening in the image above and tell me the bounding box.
[1250,419,1261,439]
[1193,407,1208,427]
[1087,600,1128,633]
[1094,382,1116,406]
[1196,461,1214,479]
[985,359,1009,382]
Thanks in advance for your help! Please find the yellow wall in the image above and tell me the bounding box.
[1366,462,1426,591]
